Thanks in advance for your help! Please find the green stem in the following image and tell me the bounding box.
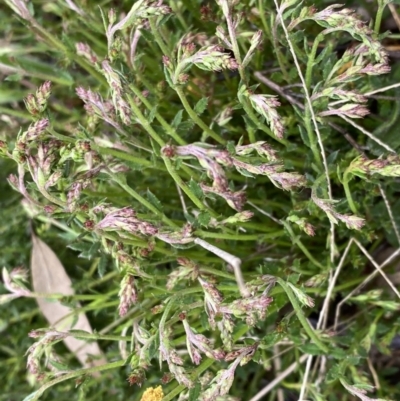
[30,22,107,86]
[149,17,171,57]
[305,35,321,92]
[163,157,207,211]
[90,144,160,169]
[342,170,358,214]
[282,221,325,269]
[271,12,291,83]
[109,172,177,227]
[303,34,324,170]
[148,12,225,146]
[174,86,226,144]
[28,360,126,401]
[126,93,165,147]
[374,0,386,34]
[195,229,285,241]
[257,0,273,42]
[198,266,235,280]
[129,83,186,145]
[305,105,323,169]
[224,11,246,83]
[67,332,132,342]
[277,278,328,353]
[125,94,208,211]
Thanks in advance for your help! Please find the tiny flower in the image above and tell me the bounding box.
[76,87,121,129]
[2,267,31,297]
[24,94,40,115]
[96,207,159,237]
[139,385,164,401]
[45,170,62,190]
[317,88,367,103]
[190,45,238,72]
[101,60,132,125]
[217,314,234,350]
[232,159,280,176]
[182,319,225,364]
[108,8,117,25]
[215,25,231,48]
[177,73,190,85]
[287,282,315,307]
[268,172,306,190]
[7,0,33,20]
[201,184,246,211]
[337,213,365,230]
[162,55,173,69]
[23,82,52,115]
[214,106,233,126]
[167,258,199,290]
[348,155,400,178]
[359,63,391,75]
[200,343,257,400]
[156,223,194,245]
[127,367,146,387]
[161,144,176,158]
[221,210,254,225]
[305,273,328,287]
[248,93,284,138]
[319,103,370,119]
[287,215,316,236]
[23,119,49,141]
[200,4,214,21]
[36,81,52,110]
[243,30,263,67]
[235,141,278,161]
[136,2,172,18]
[311,193,365,230]
[198,276,223,328]
[118,274,138,316]
[76,42,99,64]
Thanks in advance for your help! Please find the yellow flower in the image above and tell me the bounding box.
[140,386,164,401]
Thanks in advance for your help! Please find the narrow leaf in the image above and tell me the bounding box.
[194,97,208,115]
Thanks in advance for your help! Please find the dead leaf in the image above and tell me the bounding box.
[30,233,106,369]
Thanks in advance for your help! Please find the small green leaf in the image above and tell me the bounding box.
[177,119,195,133]
[22,390,40,401]
[140,27,155,42]
[163,64,174,88]
[226,141,236,154]
[171,110,183,129]
[67,242,92,254]
[4,73,22,82]
[298,125,310,147]
[188,383,201,401]
[98,254,108,278]
[197,210,211,226]
[188,179,204,200]
[299,343,324,355]
[147,189,163,212]
[235,167,254,178]
[289,30,304,43]
[48,359,70,371]
[148,105,158,123]
[194,97,208,115]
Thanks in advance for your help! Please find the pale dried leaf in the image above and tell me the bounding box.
[31,233,105,368]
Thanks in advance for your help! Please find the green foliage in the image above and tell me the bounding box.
[1,0,400,400]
